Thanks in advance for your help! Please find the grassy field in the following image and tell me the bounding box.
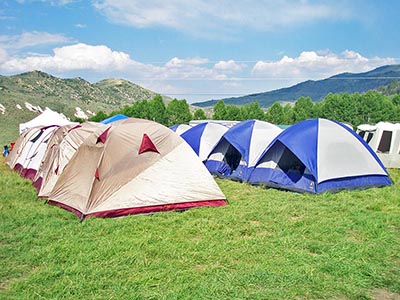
[1,156,399,300]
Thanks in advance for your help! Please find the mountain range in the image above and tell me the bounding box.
[193,64,400,107]
[1,65,400,143]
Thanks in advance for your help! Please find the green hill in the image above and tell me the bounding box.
[0,71,165,143]
[193,65,400,108]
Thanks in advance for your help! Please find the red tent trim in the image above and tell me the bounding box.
[138,133,159,155]
[68,124,82,133]
[95,168,100,180]
[47,199,227,220]
[48,200,85,219]
[87,199,227,218]
[33,177,42,192]
[97,127,111,144]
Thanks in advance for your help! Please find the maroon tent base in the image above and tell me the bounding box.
[48,199,227,220]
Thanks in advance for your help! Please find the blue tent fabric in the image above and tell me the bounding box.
[169,124,181,132]
[205,121,253,179]
[180,122,207,156]
[222,120,254,166]
[100,114,128,124]
[205,120,282,181]
[270,119,319,181]
[169,124,192,135]
[180,122,229,162]
[248,118,391,193]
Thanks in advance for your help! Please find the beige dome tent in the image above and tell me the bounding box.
[7,126,44,171]
[7,125,60,180]
[47,118,226,219]
[33,122,107,195]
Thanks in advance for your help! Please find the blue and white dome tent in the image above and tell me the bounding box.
[205,120,282,181]
[248,118,392,193]
[180,122,229,162]
[169,124,193,135]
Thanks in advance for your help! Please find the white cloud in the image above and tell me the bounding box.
[1,42,397,103]
[214,60,245,73]
[1,43,134,72]
[165,57,209,68]
[93,0,352,39]
[0,31,74,49]
[252,50,397,80]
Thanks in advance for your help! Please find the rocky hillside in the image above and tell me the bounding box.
[0,70,166,143]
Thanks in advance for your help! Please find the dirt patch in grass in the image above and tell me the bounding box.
[371,288,400,300]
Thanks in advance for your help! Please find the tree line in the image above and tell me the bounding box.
[88,91,400,128]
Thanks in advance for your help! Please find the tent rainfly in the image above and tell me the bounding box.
[8,125,60,180]
[205,120,282,182]
[248,118,392,193]
[169,124,192,135]
[100,114,128,124]
[34,122,108,195]
[180,122,229,162]
[47,118,227,219]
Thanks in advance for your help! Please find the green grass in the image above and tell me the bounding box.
[1,156,399,300]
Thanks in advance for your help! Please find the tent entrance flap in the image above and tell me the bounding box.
[223,145,241,174]
[277,147,306,183]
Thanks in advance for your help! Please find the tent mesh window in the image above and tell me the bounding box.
[377,131,392,153]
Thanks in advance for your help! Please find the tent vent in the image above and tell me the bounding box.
[138,134,159,155]
[97,127,111,144]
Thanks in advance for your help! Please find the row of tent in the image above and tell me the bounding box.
[171,119,392,194]
[6,108,394,219]
[7,118,227,219]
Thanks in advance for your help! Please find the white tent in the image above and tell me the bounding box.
[19,108,76,134]
[357,122,400,168]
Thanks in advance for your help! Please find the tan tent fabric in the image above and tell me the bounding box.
[48,118,226,218]
[7,125,59,179]
[33,124,78,189]
[36,122,107,197]
[6,126,42,169]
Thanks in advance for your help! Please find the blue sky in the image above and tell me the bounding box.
[1,0,399,103]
